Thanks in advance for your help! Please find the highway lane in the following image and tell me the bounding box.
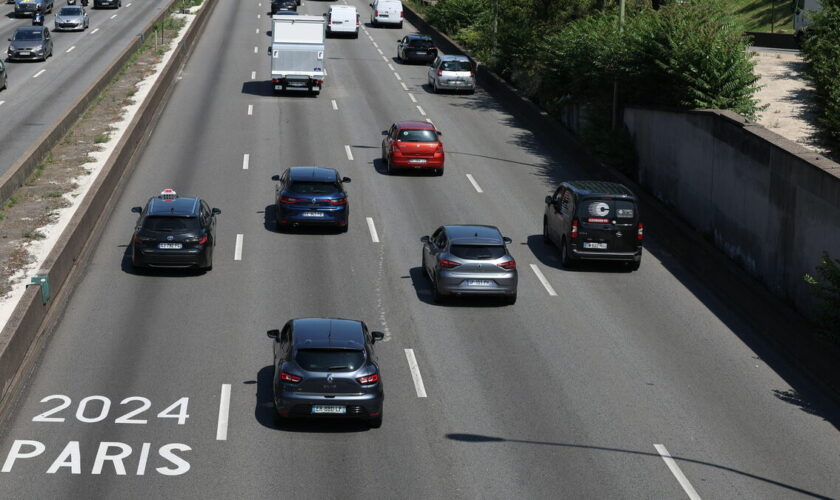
[0,0,170,175]
[0,0,839,498]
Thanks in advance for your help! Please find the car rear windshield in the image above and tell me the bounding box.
[295,349,365,372]
[577,199,637,222]
[14,31,43,41]
[450,245,506,260]
[288,181,339,194]
[440,60,471,71]
[59,6,81,14]
[408,39,433,48]
[397,129,437,142]
[142,216,201,231]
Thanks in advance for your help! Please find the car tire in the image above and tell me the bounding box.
[503,293,517,305]
[627,260,641,271]
[368,413,382,428]
[560,238,575,269]
[432,81,438,94]
[466,89,475,95]
[398,21,403,29]
[431,277,444,303]
[433,168,443,176]
[542,219,551,245]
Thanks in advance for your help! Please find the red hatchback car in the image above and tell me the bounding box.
[381,121,445,176]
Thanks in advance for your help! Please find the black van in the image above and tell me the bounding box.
[543,181,643,270]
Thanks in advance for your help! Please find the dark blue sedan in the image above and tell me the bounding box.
[272,167,351,231]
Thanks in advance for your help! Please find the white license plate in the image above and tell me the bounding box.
[274,85,283,90]
[288,82,306,87]
[302,212,325,218]
[311,405,346,414]
[380,13,389,16]
[19,51,31,56]
[408,159,427,164]
[333,20,343,24]
[466,280,492,287]
[415,51,426,54]
[158,242,183,249]
[583,242,607,250]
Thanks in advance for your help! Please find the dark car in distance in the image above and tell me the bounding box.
[93,0,120,9]
[543,181,643,270]
[272,167,351,231]
[6,26,52,61]
[0,60,7,91]
[268,318,385,427]
[130,189,220,271]
[396,33,436,63]
[270,0,296,14]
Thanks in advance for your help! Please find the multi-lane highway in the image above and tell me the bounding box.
[1,0,839,497]
[0,0,170,175]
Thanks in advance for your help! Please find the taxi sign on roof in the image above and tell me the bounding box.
[160,189,178,201]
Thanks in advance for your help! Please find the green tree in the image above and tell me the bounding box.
[800,0,840,152]
[804,252,840,341]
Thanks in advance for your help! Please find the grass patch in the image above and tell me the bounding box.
[22,230,46,240]
[93,133,110,144]
[731,0,794,32]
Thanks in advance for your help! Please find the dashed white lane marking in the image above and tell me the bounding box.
[344,145,354,161]
[387,63,394,71]
[400,82,408,91]
[394,73,402,81]
[408,93,417,103]
[654,445,701,500]
[381,55,388,62]
[90,28,99,34]
[257,13,260,18]
[425,118,433,124]
[216,384,231,441]
[0,101,5,108]
[465,174,483,193]
[376,48,383,55]
[33,69,46,79]
[416,105,426,116]
[253,46,258,54]
[126,2,131,5]
[110,14,117,19]
[247,104,253,115]
[242,153,250,170]
[66,45,76,53]
[366,217,380,243]
[234,234,244,261]
[404,349,427,398]
[530,264,558,296]
[256,28,260,34]
[251,70,256,80]
[331,99,338,110]
[373,41,379,48]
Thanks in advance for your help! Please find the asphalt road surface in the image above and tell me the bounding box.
[0,0,171,175]
[1,0,839,498]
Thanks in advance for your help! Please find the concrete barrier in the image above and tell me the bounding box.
[747,31,799,50]
[0,0,219,407]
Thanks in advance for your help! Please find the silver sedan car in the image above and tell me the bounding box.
[54,5,88,31]
[427,54,476,94]
[421,225,518,304]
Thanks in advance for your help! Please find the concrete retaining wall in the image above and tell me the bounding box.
[624,107,840,315]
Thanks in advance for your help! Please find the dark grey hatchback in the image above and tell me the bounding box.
[268,318,385,428]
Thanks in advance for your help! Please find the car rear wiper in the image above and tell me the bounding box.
[328,365,351,371]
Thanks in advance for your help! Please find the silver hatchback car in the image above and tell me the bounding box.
[427,54,475,94]
[421,225,517,304]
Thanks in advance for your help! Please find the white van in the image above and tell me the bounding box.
[326,5,359,38]
[370,0,402,28]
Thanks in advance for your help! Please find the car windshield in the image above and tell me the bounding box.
[397,129,437,142]
[295,349,365,372]
[450,245,506,260]
[14,31,43,41]
[59,6,81,14]
[577,199,637,222]
[288,181,338,194]
[142,216,201,231]
[440,60,471,71]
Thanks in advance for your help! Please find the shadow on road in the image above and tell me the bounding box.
[525,234,634,274]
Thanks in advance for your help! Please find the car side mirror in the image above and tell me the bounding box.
[371,331,385,343]
[545,195,553,205]
[267,46,271,56]
[341,176,351,183]
[420,235,430,243]
[131,206,142,213]
[503,237,512,244]
[271,174,281,181]
[7,38,11,42]
[267,329,280,340]
[212,208,221,215]
[381,130,388,135]
[436,131,443,136]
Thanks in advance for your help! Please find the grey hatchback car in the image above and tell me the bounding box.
[427,54,475,94]
[421,225,518,304]
[6,26,52,61]
[268,318,385,428]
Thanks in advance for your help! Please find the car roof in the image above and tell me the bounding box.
[146,196,201,216]
[330,4,355,9]
[292,318,365,350]
[15,26,45,33]
[444,225,504,245]
[440,54,470,62]
[406,33,432,40]
[565,181,636,198]
[395,120,436,130]
[287,166,338,182]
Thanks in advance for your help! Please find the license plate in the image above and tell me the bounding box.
[158,242,183,249]
[302,212,325,218]
[583,242,607,250]
[274,85,283,90]
[333,20,342,24]
[466,280,492,287]
[19,51,31,56]
[311,405,346,414]
[380,13,388,16]
[408,159,427,164]
[415,51,426,54]
[288,81,306,87]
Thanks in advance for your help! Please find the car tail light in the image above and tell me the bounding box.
[280,372,302,383]
[391,143,401,153]
[374,9,378,16]
[279,195,303,204]
[435,143,444,154]
[498,260,516,270]
[197,235,208,245]
[587,218,609,224]
[437,68,443,77]
[133,235,145,244]
[400,10,404,17]
[328,198,347,205]
[470,70,475,78]
[357,373,379,385]
[571,219,579,239]
[272,78,280,84]
[637,223,644,241]
[356,15,360,25]
[439,259,460,269]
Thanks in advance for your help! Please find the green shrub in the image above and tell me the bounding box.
[804,252,840,341]
[800,0,840,152]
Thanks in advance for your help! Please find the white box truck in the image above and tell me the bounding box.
[270,15,326,96]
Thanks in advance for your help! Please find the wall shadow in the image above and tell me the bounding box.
[525,234,635,274]
[119,240,205,277]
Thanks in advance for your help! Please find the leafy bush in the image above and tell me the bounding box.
[800,0,840,152]
[804,252,840,341]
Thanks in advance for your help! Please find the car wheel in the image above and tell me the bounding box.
[560,238,575,269]
[398,21,403,29]
[434,168,443,176]
[627,260,641,271]
[368,413,382,428]
[466,88,475,95]
[542,219,551,245]
[432,81,439,94]
[431,276,444,303]
[503,293,517,305]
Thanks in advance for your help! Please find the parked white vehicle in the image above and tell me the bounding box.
[326,5,359,38]
[369,0,402,28]
[269,15,326,96]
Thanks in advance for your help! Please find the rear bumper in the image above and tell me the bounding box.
[570,246,642,262]
[133,246,211,268]
[436,79,476,90]
[373,16,400,24]
[275,391,383,418]
[272,77,323,93]
[389,156,444,169]
[403,52,436,62]
[437,271,518,296]
[277,205,348,226]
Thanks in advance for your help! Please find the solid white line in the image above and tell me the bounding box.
[32,70,45,79]
[344,145,354,161]
[530,264,558,296]
[366,217,379,243]
[465,174,483,193]
[655,445,701,500]
[251,70,256,80]
[90,28,99,34]
[110,14,117,19]
[66,45,76,53]
[331,99,338,110]
[387,63,394,71]
[242,153,250,170]
[394,73,402,81]
[416,105,426,116]
[234,234,244,261]
[404,349,427,398]
[253,46,258,54]
[247,104,253,115]
[400,82,409,91]
[408,93,417,103]
[216,384,231,441]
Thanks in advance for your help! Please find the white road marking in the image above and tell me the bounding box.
[234,234,244,261]
[400,82,409,91]
[242,153,250,170]
[344,145,354,161]
[33,70,45,79]
[66,45,76,53]
[381,55,388,62]
[394,73,402,81]
[425,118,433,123]
[465,174,483,193]
[251,70,256,80]
[247,104,253,115]
[257,13,261,19]
[253,46,258,54]
[0,101,4,108]
[256,28,260,34]
[110,14,117,19]
[376,48,383,55]
[216,384,231,441]
[366,217,380,243]
[408,93,417,103]
[654,445,701,499]
[90,28,99,34]
[387,63,394,71]
[404,349,427,398]
[126,2,131,5]
[530,264,558,296]
[373,41,379,48]
[331,99,338,110]
[416,105,426,116]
